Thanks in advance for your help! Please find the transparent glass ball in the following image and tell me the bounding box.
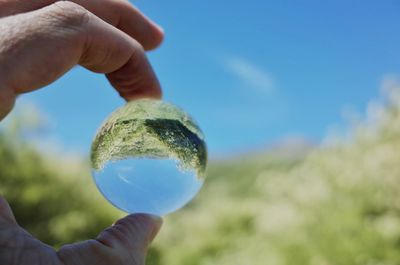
[91,99,207,216]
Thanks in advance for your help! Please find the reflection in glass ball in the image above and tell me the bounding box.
[91,99,207,215]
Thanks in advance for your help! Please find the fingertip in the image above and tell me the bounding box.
[115,1,164,51]
[127,213,163,225]
[124,213,163,243]
[123,85,163,102]
[106,49,163,102]
[144,23,164,51]
[139,213,163,239]
[154,23,164,37]
[97,213,163,252]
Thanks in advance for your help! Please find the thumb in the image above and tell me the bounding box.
[0,195,17,225]
[97,214,162,258]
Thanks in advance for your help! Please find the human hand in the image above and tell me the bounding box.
[0,1,164,263]
[0,196,162,265]
[0,0,164,120]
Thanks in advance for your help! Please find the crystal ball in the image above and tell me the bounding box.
[91,99,207,216]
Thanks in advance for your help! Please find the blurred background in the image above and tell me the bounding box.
[1,1,400,264]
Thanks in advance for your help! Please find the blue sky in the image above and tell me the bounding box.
[11,0,400,156]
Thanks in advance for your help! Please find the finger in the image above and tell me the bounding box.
[0,0,163,50]
[58,215,161,265]
[0,196,17,225]
[97,214,162,258]
[58,239,118,265]
[0,2,161,120]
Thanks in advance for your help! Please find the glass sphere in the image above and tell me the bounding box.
[91,99,207,216]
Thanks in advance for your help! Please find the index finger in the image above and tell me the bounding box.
[0,0,164,50]
[0,2,162,120]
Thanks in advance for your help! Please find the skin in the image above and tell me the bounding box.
[0,0,165,264]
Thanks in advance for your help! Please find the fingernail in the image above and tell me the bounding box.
[154,23,164,34]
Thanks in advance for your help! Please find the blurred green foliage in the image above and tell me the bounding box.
[2,90,400,264]
[0,109,122,248]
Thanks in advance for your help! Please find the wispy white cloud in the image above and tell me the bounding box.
[224,56,276,95]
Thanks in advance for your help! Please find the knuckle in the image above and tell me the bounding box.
[46,1,91,29]
[110,223,132,243]
[99,225,126,244]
